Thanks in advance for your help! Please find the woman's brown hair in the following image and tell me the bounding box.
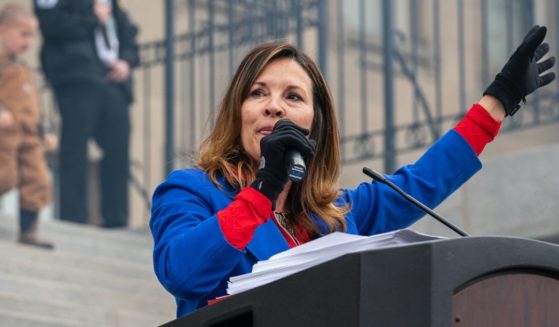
[196,42,347,235]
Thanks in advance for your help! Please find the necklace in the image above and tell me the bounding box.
[274,211,300,246]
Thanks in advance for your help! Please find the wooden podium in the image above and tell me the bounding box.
[163,236,559,327]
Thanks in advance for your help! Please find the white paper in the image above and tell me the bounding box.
[226,229,444,295]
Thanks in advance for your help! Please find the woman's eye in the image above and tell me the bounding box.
[250,89,264,97]
[287,93,302,101]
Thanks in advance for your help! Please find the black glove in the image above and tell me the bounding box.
[484,25,556,116]
[250,119,316,209]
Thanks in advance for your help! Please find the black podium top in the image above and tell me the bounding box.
[163,236,559,327]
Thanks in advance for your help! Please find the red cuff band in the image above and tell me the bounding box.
[217,187,273,250]
[454,103,502,155]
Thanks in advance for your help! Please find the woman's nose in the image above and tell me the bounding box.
[264,98,285,117]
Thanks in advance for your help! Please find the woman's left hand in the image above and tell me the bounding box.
[251,119,316,209]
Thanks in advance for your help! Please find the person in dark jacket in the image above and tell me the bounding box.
[34,0,139,228]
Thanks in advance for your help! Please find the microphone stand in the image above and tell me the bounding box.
[362,167,469,237]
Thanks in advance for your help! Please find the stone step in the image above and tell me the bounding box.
[0,241,156,283]
[0,313,75,327]
[0,293,170,327]
[0,213,151,245]
[0,293,105,327]
[0,215,155,265]
[0,271,172,316]
[0,243,167,298]
[0,213,176,326]
[0,274,174,327]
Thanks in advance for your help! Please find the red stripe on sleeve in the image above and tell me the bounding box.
[217,187,273,250]
[453,103,502,155]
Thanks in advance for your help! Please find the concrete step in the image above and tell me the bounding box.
[0,215,154,265]
[0,240,156,281]
[0,294,171,327]
[0,212,175,326]
[0,293,105,327]
[0,244,165,298]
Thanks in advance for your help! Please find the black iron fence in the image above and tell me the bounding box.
[33,0,559,223]
[146,0,559,171]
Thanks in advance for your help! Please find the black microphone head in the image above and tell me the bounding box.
[362,167,387,183]
[287,150,305,183]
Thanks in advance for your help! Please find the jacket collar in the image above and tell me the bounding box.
[216,173,321,260]
[245,212,337,261]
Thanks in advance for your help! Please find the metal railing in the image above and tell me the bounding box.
[27,0,559,223]
[151,0,559,173]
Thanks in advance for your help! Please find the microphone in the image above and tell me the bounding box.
[287,150,305,183]
[362,167,469,237]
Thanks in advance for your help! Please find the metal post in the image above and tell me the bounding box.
[208,0,216,126]
[164,0,175,175]
[317,0,328,78]
[359,0,368,139]
[228,0,236,78]
[382,0,396,173]
[556,0,559,101]
[337,0,345,160]
[525,0,539,122]
[293,0,303,49]
[458,0,466,113]
[433,0,442,137]
[189,0,196,154]
[480,0,489,88]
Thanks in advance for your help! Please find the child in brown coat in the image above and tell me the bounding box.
[0,3,56,249]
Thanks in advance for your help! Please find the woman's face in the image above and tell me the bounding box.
[240,58,314,162]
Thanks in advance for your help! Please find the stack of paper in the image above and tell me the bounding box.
[227,229,443,295]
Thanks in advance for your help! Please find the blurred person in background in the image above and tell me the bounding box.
[34,0,139,228]
[0,3,57,249]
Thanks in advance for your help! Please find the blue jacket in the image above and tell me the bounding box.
[150,130,481,317]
